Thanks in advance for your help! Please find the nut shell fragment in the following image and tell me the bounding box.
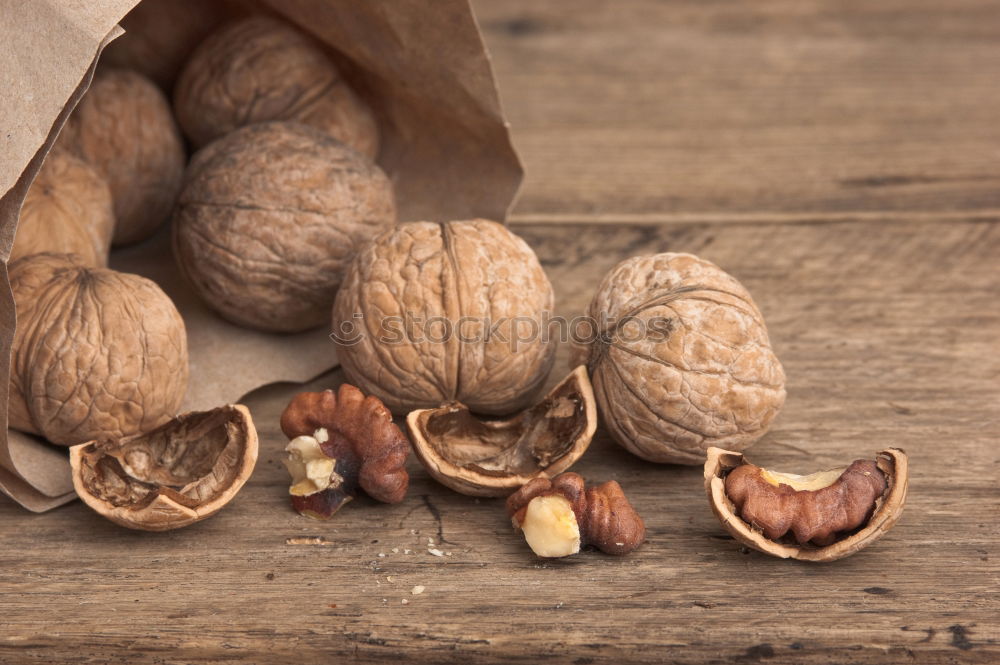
[704,447,908,561]
[407,366,596,497]
[70,405,258,531]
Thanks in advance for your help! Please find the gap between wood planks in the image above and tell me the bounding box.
[508,209,1000,226]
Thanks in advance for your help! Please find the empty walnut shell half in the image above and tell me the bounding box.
[704,447,908,562]
[70,405,258,531]
[406,366,597,497]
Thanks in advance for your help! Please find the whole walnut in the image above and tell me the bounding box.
[12,150,114,268]
[173,122,396,333]
[8,254,189,447]
[333,220,556,416]
[174,16,379,159]
[57,68,185,246]
[585,253,785,464]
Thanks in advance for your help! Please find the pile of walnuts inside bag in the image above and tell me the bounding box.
[11,10,907,560]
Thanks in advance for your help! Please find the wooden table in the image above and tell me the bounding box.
[2,1,998,662]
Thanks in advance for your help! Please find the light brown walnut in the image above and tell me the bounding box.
[586,252,785,464]
[174,15,379,158]
[173,121,396,333]
[333,220,556,416]
[70,405,257,531]
[12,150,114,267]
[8,254,189,446]
[57,68,185,246]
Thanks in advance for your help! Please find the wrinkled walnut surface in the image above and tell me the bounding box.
[173,121,395,333]
[12,150,114,267]
[507,472,646,556]
[70,405,257,531]
[407,366,596,496]
[174,16,379,158]
[587,252,786,464]
[280,384,410,518]
[8,254,189,446]
[704,447,909,562]
[334,220,556,416]
[57,68,185,246]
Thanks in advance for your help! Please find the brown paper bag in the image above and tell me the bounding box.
[0,0,522,511]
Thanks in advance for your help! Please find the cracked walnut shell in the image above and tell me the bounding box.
[174,16,379,158]
[8,253,189,446]
[407,366,596,497]
[173,121,396,333]
[70,405,258,531]
[704,447,908,561]
[57,68,185,246]
[586,253,785,464]
[333,220,556,416]
[12,149,114,268]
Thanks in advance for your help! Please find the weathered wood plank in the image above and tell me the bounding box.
[473,0,1000,219]
[0,219,996,663]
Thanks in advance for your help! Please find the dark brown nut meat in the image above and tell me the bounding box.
[704,447,909,561]
[12,150,114,268]
[70,405,258,531]
[173,121,395,333]
[586,252,786,464]
[8,254,189,446]
[407,366,596,497]
[507,472,645,558]
[57,68,185,246]
[174,16,379,158]
[333,220,556,416]
[280,384,410,519]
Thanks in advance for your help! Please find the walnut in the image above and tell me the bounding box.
[585,252,785,464]
[70,405,257,531]
[57,68,185,246]
[8,254,189,446]
[332,220,556,416]
[173,121,395,333]
[705,447,908,561]
[174,16,379,158]
[99,0,235,91]
[407,367,596,497]
[280,385,410,519]
[506,472,646,558]
[12,150,114,267]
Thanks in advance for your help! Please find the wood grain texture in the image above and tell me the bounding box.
[474,0,1000,219]
[3,1,1000,663]
[1,220,997,664]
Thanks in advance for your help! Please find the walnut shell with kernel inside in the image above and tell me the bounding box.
[586,253,785,464]
[333,220,556,416]
[173,121,396,333]
[8,253,189,446]
[57,68,185,246]
[12,149,114,268]
[174,15,379,158]
[70,404,258,531]
[705,447,908,561]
